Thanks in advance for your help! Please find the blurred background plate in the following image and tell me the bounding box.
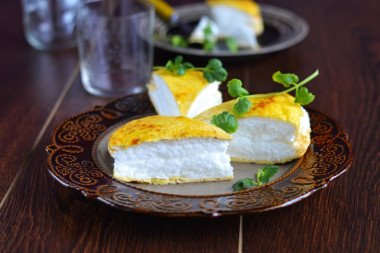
[154,3,309,60]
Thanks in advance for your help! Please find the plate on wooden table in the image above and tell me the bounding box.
[153,3,309,59]
[46,93,353,217]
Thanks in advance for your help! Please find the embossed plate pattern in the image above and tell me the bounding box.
[46,93,353,217]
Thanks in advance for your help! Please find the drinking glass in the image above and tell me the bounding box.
[21,0,79,50]
[76,0,155,97]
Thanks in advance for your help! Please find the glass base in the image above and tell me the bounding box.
[80,68,149,97]
[82,83,146,98]
[25,33,77,51]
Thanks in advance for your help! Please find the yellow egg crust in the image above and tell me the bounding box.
[195,94,302,130]
[108,115,232,154]
[151,69,212,116]
[207,0,263,35]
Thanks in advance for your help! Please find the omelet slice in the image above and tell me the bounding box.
[108,115,233,184]
[207,0,263,35]
[189,0,263,48]
[147,69,222,118]
[195,94,311,164]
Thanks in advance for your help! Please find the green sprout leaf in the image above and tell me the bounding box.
[203,22,216,51]
[163,56,194,76]
[256,165,279,186]
[211,111,238,133]
[227,79,249,98]
[174,55,183,65]
[165,60,174,72]
[203,22,213,36]
[233,97,252,117]
[153,56,228,82]
[176,66,186,75]
[272,71,299,88]
[226,37,238,52]
[203,58,228,82]
[171,35,188,48]
[295,87,315,105]
[232,165,280,191]
[203,38,216,51]
[232,178,254,191]
[182,62,194,69]
[207,58,222,69]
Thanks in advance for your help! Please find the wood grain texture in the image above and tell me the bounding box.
[242,0,380,252]
[0,0,79,201]
[0,0,379,252]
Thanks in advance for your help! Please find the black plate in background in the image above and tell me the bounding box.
[154,3,309,60]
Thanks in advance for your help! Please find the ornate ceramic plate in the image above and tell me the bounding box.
[46,93,353,217]
[154,4,309,59]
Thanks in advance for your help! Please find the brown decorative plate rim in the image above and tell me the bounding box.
[46,93,353,217]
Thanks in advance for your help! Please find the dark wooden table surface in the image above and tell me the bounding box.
[0,0,379,252]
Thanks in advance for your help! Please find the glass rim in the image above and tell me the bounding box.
[76,0,154,19]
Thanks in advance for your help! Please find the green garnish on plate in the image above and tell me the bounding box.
[232,165,280,191]
[212,70,319,133]
[153,56,228,82]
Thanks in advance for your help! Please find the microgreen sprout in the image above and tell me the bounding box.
[232,165,279,191]
[170,35,188,48]
[225,37,238,52]
[211,111,238,134]
[211,70,319,133]
[169,24,238,52]
[203,22,216,51]
[153,56,228,82]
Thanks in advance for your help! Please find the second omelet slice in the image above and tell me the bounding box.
[207,0,264,36]
[108,115,233,184]
[189,0,264,49]
[195,94,311,164]
[147,69,222,118]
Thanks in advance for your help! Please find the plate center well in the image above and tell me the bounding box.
[95,123,297,196]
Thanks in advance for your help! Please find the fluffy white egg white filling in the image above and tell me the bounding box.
[148,74,222,118]
[187,81,222,118]
[210,6,259,48]
[227,108,311,163]
[148,74,180,116]
[112,138,233,182]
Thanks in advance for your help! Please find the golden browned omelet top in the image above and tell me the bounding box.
[153,69,211,116]
[207,0,261,17]
[108,115,232,152]
[195,94,303,129]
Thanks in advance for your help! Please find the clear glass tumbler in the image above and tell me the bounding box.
[21,0,79,50]
[76,0,155,97]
